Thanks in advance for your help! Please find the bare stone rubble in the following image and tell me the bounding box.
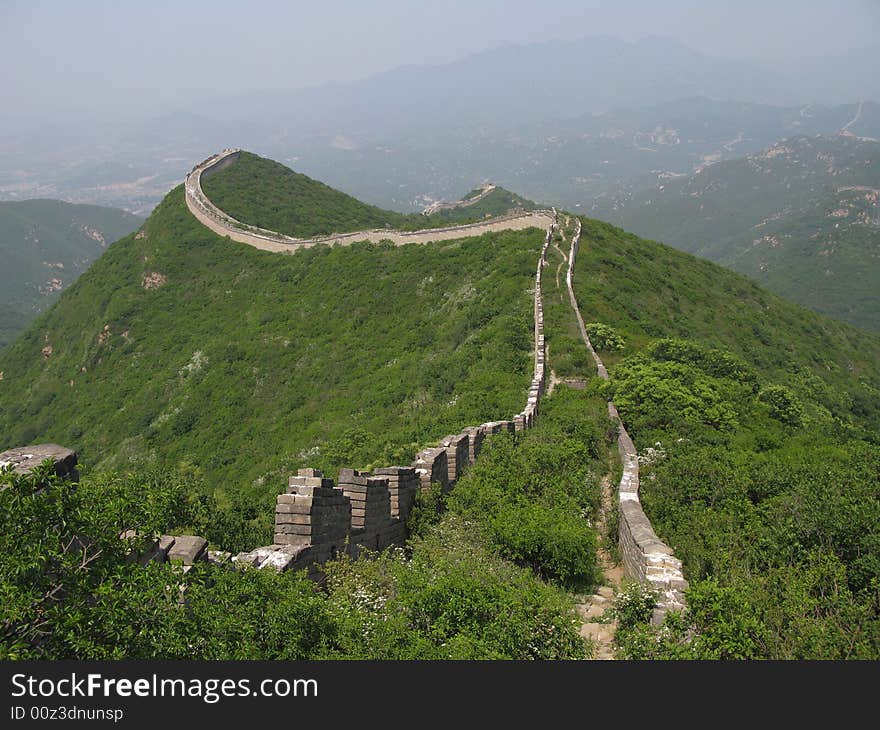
[166,535,208,566]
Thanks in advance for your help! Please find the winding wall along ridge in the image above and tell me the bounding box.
[227,215,556,574]
[185,149,555,253]
[5,164,559,579]
[566,219,687,624]
[1,218,557,578]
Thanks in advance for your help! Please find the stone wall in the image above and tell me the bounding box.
[184,148,556,253]
[0,444,79,482]
[0,447,219,574]
[565,219,687,623]
[1,207,559,590]
[230,215,558,574]
[422,183,496,215]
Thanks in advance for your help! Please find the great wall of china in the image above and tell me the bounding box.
[566,220,687,622]
[184,149,555,253]
[422,182,497,215]
[2,149,686,630]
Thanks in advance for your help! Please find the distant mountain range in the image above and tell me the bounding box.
[279,98,880,213]
[592,134,880,331]
[2,34,878,215]
[0,200,142,348]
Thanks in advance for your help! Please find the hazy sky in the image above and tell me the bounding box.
[2,0,878,120]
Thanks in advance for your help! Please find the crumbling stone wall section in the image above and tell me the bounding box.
[566,219,687,623]
[227,213,558,576]
[439,433,470,483]
[2,210,560,586]
[0,446,215,576]
[373,466,419,522]
[413,446,449,492]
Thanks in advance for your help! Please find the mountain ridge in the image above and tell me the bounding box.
[0,199,142,349]
[591,133,880,331]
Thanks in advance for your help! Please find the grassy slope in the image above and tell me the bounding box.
[0,200,142,348]
[593,135,880,331]
[200,152,537,238]
[572,216,880,427]
[572,216,880,658]
[0,185,543,496]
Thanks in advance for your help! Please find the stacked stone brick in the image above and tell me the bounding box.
[337,469,391,552]
[439,433,469,484]
[464,426,486,463]
[275,468,351,549]
[373,466,419,522]
[412,446,449,492]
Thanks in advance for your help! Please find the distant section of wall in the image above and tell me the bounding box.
[184,148,556,253]
[422,183,496,215]
[565,220,687,624]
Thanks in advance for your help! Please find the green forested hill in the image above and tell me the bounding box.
[0,185,540,495]
[421,186,538,226]
[591,134,880,331]
[572,216,880,658]
[200,151,538,237]
[0,199,142,349]
[4,154,880,660]
[1,172,596,663]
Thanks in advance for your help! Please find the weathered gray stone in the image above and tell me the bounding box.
[0,444,79,482]
[166,535,208,565]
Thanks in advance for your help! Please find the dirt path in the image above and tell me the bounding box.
[551,241,568,291]
[559,218,623,659]
[546,368,562,397]
[575,475,624,659]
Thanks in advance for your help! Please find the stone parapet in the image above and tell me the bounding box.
[566,218,687,624]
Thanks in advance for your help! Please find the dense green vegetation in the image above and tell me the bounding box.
[201,152,537,239]
[571,217,880,658]
[1,386,605,660]
[420,186,538,228]
[0,200,142,349]
[445,388,610,588]
[594,135,880,331]
[0,186,544,498]
[4,148,880,660]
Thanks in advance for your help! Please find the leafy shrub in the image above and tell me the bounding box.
[585,322,625,352]
[611,581,658,629]
[446,389,609,588]
[321,517,587,659]
[759,384,804,426]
